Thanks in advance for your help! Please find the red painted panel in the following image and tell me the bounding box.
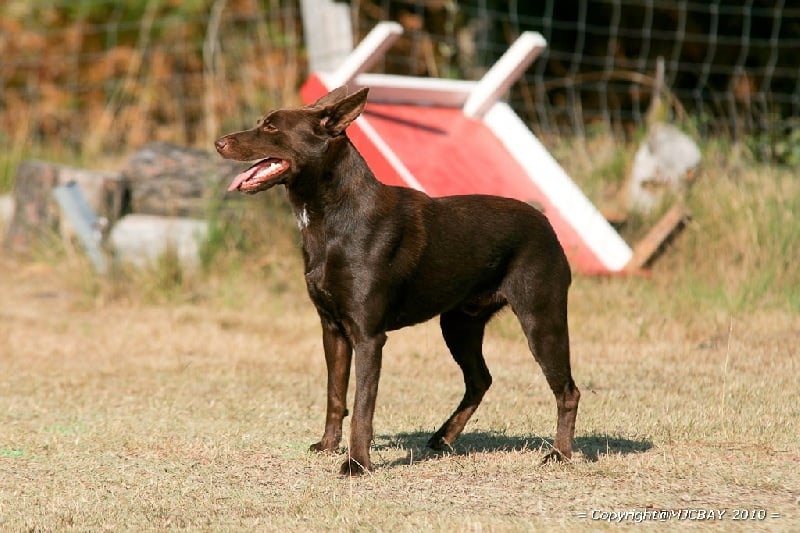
[363,103,527,197]
[302,75,408,188]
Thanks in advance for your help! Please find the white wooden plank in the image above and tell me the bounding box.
[300,0,353,73]
[351,73,476,107]
[326,21,403,88]
[463,32,546,119]
[483,103,633,271]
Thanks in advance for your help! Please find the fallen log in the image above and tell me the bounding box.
[624,203,692,272]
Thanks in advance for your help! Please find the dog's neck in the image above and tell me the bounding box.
[285,136,382,228]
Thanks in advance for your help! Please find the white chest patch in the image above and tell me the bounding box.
[296,205,310,229]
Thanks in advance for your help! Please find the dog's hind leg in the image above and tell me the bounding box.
[508,279,580,462]
[428,309,494,451]
[310,320,352,453]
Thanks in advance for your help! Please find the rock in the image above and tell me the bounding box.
[108,214,208,270]
[626,123,701,214]
[121,142,246,218]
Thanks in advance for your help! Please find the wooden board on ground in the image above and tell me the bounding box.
[624,204,692,272]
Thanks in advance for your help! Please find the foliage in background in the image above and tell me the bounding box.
[0,0,303,183]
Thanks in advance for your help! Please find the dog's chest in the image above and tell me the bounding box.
[295,205,310,230]
[300,234,347,317]
[304,262,347,322]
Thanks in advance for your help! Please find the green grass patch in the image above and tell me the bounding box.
[0,448,25,459]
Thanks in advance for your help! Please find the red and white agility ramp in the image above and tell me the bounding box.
[301,22,633,274]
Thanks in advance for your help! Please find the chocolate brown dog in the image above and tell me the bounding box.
[215,87,580,475]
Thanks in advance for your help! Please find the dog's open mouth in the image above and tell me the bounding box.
[227,158,290,193]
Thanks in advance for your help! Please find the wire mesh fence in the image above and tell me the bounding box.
[356,0,800,142]
[2,0,798,162]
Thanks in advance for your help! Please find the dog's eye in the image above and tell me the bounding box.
[261,122,278,133]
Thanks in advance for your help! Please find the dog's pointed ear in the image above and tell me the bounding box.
[320,87,369,136]
[311,86,349,108]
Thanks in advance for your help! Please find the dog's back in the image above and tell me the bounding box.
[375,187,569,330]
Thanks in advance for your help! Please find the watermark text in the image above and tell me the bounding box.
[577,508,780,523]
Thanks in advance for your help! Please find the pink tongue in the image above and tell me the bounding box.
[227,158,283,192]
[227,165,260,192]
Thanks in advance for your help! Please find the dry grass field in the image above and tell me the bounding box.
[1,145,798,530]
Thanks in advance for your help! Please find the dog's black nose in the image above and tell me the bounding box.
[215,138,228,152]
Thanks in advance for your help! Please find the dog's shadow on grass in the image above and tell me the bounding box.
[373,431,653,467]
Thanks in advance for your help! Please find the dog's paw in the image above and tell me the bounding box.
[339,458,371,476]
[309,440,339,453]
[540,449,571,464]
[426,435,454,452]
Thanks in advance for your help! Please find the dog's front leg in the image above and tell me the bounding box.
[340,332,386,476]
[310,320,352,453]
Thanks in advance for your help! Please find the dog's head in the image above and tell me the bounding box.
[215,86,368,194]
